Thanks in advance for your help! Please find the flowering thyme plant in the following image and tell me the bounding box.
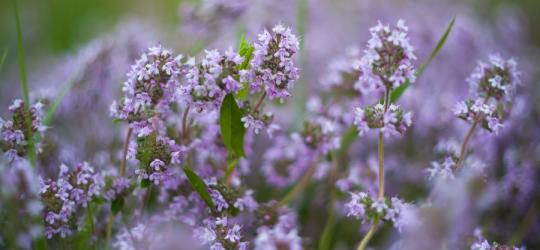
[0,1,537,249]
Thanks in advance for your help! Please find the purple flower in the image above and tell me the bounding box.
[249,24,300,103]
[357,19,416,92]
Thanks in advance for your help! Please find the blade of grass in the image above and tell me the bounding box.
[0,48,7,75]
[389,16,456,103]
[13,0,36,165]
[13,0,29,104]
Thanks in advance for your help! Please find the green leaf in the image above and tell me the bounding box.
[111,197,124,215]
[225,156,240,181]
[183,167,215,209]
[13,0,36,166]
[237,35,254,70]
[219,93,246,157]
[389,16,456,103]
[140,179,151,188]
[235,35,254,100]
[0,48,7,75]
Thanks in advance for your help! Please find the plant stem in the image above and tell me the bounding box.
[253,92,267,114]
[378,130,385,199]
[357,218,379,250]
[279,163,317,206]
[119,127,133,176]
[456,120,478,169]
[378,88,390,198]
[105,214,114,245]
[358,88,390,248]
[181,105,190,142]
[456,96,489,170]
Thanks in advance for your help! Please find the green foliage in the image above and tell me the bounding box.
[236,35,254,100]
[0,48,7,75]
[183,167,215,209]
[111,197,124,215]
[219,93,246,157]
[13,0,36,166]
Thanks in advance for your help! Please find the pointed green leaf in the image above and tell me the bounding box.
[13,0,36,166]
[219,93,246,157]
[183,167,215,209]
[0,48,7,75]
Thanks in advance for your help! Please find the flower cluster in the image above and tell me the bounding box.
[39,163,103,238]
[354,103,412,137]
[110,44,183,137]
[357,19,416,92]
[207,180,259,213]
[453,98,504,135]
[471,229,522,250]
[248,24,300,102]
[0,99,45,162]
[180,48,244,112]
[132,133,185,185]
[194,216,249,250]
[453,55,520,135]
[467,54,521,102]
[346,192,412,232]
[253,202,303,250]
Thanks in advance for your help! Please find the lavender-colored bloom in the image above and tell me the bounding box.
[357,19,416,92]
[111,44,183,136]
[467,54,521,102]
[249,24,300,102]
[40,162,103,239]
[346,192,368,219]
[353,103,412,137]
[0,99,46,162]
[180,48,244,112]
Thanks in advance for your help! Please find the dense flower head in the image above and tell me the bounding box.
[39,162,103,239]
[206,181,259,213]
[346,192,412,232]
[248,24,300,102]
[194,217,249,250]
[132,133,185,185]
[110,44,183,135]
[180,48,244,112]
[353,103,412,137]
[357,19,416,92]
[467,54,521,102]
[251,201,302,249]
[0,99,46,162]
[453,98,504,135]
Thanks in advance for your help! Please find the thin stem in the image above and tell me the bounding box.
[181,105,190,142]
[456,120,478,169]
[87,205,95,248]
[105,214,114,245]
[141,186,153,216]
[358,88,390,248]
[456,96,489,170]
[119,127,133,176]
[378,130,385,198]
[253,92,267,114]
[357,218,379,250]
[279,163,317,206]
